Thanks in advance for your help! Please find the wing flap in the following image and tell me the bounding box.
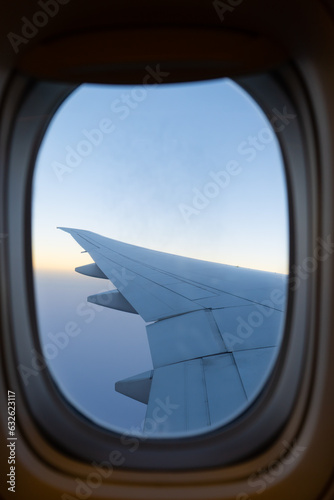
[144,354,248,435]
[234,347,278,399]
[147,309,226,368]
[212,307,284,351]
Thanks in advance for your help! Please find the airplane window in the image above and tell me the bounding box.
[31,78,289,437]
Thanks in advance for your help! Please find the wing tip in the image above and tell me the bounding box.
[57,226,79,234]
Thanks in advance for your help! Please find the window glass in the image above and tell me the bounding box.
[32,78,289,436]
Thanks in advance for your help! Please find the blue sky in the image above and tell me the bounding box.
[32,78,289,273]
[31,78,289,434]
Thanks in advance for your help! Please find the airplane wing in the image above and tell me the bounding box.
[59,227,287,435]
